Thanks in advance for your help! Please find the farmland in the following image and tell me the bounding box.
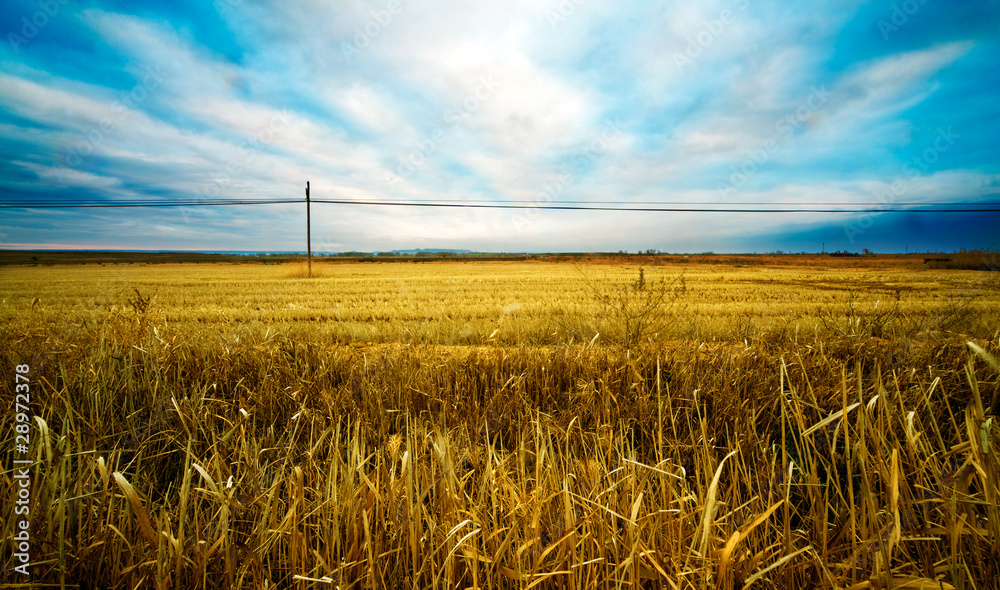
[4,258,997,344]
[1,257,999,589]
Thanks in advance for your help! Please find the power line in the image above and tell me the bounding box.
[312,199,1000,213]
[2,197,1000,213]
[0,198,301,209]
[317,198,1000,206]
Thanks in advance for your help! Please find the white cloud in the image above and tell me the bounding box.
[1,1,995,252]
[826,42,973,126]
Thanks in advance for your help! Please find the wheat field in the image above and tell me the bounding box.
[1,258,998,589]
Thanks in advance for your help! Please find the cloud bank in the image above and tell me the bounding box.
[1,0,998,252]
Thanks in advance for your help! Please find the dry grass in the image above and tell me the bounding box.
[923,249,1000,271]
[2,261,997,345]
[283,261,330,279]
[1,260,998,588]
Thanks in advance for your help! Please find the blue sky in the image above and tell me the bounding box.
[1,0,998,253]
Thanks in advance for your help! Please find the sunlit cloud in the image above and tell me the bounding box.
[1,0,997,252]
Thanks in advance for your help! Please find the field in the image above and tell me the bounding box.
[1,258,999,589]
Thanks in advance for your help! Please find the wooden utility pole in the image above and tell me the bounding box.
[305,181,312,278]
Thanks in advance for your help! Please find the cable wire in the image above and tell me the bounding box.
[2,197,1000,213]
[312,199,1000,213]
[0,198,302,209]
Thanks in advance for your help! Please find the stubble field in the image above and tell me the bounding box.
[1,258,998,589]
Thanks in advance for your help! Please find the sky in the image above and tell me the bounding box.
[1,0,999,254]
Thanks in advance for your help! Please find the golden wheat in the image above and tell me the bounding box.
[0,259,997,588]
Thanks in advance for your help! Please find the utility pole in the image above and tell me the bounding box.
[305,181,312,278]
